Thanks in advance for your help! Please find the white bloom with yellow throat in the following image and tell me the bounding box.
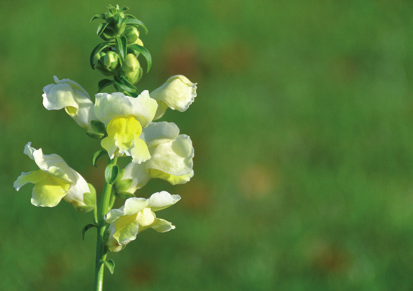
[105,192,180,252]
[42,76,97,131]
[150,75,197,120]
[94,91,158,164]
[13,142,95,212]
[119,122,194,194]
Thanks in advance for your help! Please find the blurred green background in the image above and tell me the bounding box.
[1,0,413,290]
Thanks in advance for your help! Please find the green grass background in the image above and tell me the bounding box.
[1,0,413,290]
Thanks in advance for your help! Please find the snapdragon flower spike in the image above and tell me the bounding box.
[120,122,194,194]
[42,76,97,131]
[105,191,181,252]
[151,75,197,120]
[94,90,158,163]
[13,143,95,212]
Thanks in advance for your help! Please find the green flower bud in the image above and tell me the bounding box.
[100,19,127,41]
[124,26,140,44]
[93,50,121,76]
[122,54,141,84]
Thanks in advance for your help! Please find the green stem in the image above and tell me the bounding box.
[94,157,118,291]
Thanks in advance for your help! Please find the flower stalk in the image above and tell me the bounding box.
[13,5,198,291]
[94,157,117,291]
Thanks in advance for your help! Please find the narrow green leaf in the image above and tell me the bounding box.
[90,13,106,22]
[137,67,143,83]
[128,44,152,72]
[82,224,97,240]
[105,164,119,184]
[116,36,127,61]
[86,132,105,139]
[98,79,114,92]
[125,19,148,34]
[114,81,132,93]
[125,14,137,19]
[92,150,107,167]
[114,74,136,91]
[97,22,110,36]
[104,259,115,275]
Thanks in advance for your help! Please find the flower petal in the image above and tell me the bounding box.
[146,135,194,180]
[123,197,149,215]
[16,143,94,211]
[141,122,180,147]
[148,191,181,211]
[113,215,140,244]
[42,76,96,130]
[150,75,197,119]
[64,173,95,211]
[131,137,151,164]
[150,218,176,233]
[122,162,151,193]
[137,208,156,227]
[24,142,75,182]
[15,170,71,207]
[94,91,157,128]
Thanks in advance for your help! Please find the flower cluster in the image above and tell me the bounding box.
[14,73,196,251]
[90,4,152,95]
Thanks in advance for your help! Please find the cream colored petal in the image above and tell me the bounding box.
[148,191,181,211]
[150,218,176,233]
[153,100,169,120]
[131,137,151,164]
[148,169,194,185]
[122,162,151,192]
[147,135,194,177]
[123,197,148,215]
[106,225,124,252]
[64,172,94,211]
[105,197,147,223]
[14,171,36,191]
[24,142,75,182]
[137,208,156,227]
[16,170,71,207]
[94,91,157,127]
[42,77,96,130]
[101,136,118,159]
[54,76,90,97]
[105,209,126,224]
[150,75,197,117]
[141,122,180,147]
[64,98,96,130]
[17,143,92,209]
[113,216,140,244]
[42,83,78,111]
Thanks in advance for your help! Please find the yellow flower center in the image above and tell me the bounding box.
[106,115,142,152]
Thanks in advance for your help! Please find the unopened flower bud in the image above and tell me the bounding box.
[124,26,140,44]
[93,50,121,76]
[100,15,127,41]
[122,54,141,84]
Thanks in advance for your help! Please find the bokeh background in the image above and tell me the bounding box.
[1,0,413,290]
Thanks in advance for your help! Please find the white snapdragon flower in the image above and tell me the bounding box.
[119,122,194,194]
[13,143,95,212]
[150,75,197,120]
[42,76,97,131]
[105,192,180,252]
[94,91,158,163]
